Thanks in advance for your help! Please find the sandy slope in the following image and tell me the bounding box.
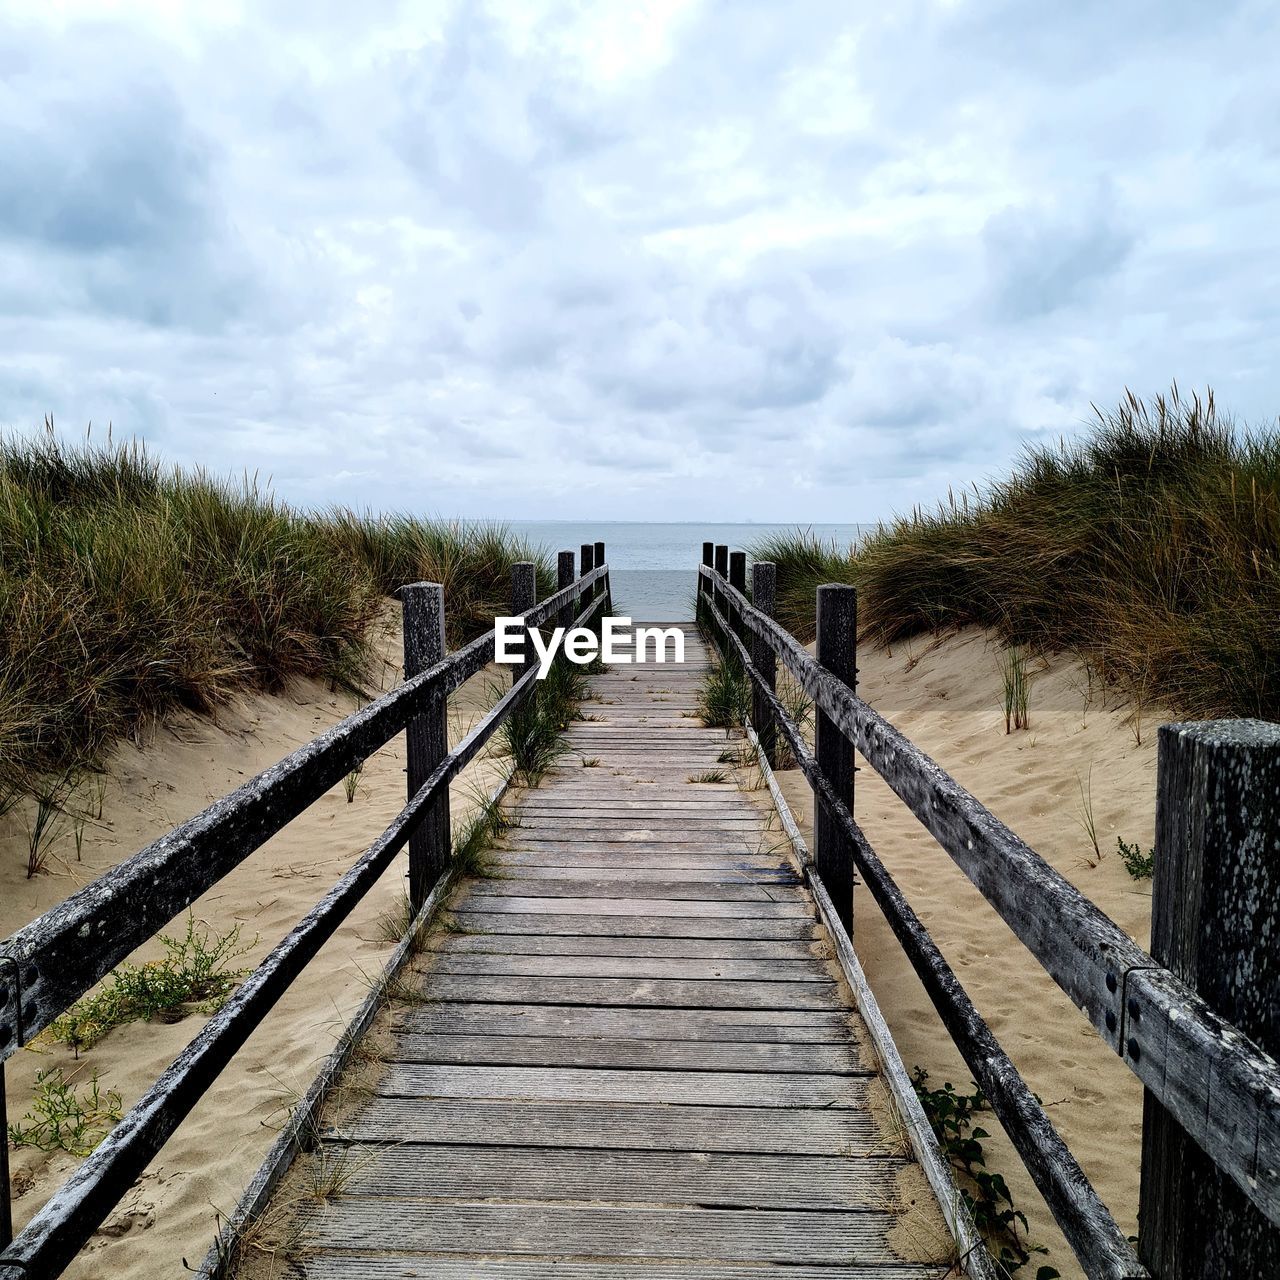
[1,607,508,1278]
[777,627,1156,1280]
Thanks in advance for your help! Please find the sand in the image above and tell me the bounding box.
[777,627,1157,1280]
[0,605,509,1278]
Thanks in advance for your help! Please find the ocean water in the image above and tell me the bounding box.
[506,521,864,620]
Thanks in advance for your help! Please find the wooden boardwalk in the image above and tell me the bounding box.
[293,624,952,1277]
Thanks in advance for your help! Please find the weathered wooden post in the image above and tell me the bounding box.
[594,540,610,613]
[1139,719,1280,1279]
[713,544,729,636]
[557,550,575,630]
[401,582,450,910]
[511,562,538,685]
[729,550,748,650]
[579,543,595,617]
[697,542,713,624]
[752,561,777,765]
[815,584,857,936]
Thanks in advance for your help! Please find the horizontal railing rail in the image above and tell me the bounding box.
[0,552,609,1272]
[698,560,1280,1242]
[0,563,607,1062]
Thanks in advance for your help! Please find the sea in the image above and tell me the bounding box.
[505,522,865,620]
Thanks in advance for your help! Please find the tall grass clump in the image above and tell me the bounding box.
[759,387,1280,719]
[499,643,594,785]
[0,424,550,802]
[747,529,856,641]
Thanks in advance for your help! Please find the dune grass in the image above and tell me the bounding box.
[0,425,551,804]
[752,387,1280,720]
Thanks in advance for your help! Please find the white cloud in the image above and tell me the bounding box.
[0,0,1277,519]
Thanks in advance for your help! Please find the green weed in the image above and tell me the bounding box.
[8,1066,124,1156]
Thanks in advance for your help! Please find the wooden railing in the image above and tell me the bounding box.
[697,543,1280,1280]
[0,546,611,1278]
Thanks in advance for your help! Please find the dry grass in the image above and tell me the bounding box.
[754,386,1280,719]
[0,424,552,804]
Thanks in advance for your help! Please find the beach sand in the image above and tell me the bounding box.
[777,627,1156,1280]
[1,605,508,1278]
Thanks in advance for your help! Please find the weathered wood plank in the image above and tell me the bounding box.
[417,973,840,1010]
[454,893,811,919]
[300,1200,901,1264]
[434,932,822,959]
[397,1002,855,1043]
[391,1032,866,1074]
[375,1064,865,1108]
[333,1096,886,1154]
[467,877,803,902]
[451,910,817,940]
[315,1143,902,1209]
[301,1261,947,1280]
[425,952,831,982]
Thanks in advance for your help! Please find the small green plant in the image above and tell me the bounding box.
[1116,837,1155,880]
[698,656,749,729]
[451,787,515,878]
[8,1066,123,1156]
[911,1068,1058,1278]
[688,770,729,784]
[343,762,363,803]
[499,649,592,785]
[41,915,254,1054]
[1001,646,1031,733]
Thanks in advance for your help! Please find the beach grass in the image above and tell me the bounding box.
[0,425,552,802]
[752,387,1280,719]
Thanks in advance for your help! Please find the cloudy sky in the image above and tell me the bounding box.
[1,1,1277,521]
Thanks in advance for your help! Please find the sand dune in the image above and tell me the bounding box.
[1,608,508,1279]
[777,626,1156,1280]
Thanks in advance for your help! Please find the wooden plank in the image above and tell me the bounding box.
[397,1002,854,1043]
[302,1260,948,1280]
[494,856,793,876]
[392,1032,866,1074]
[425,952,831,983]
[335,1097,886,1155]
[418,973,840,1010]
[299,1200,901,1265]
[467,878,803,902]
[376,1064,866,1108]
[319,1143,902,1208]
[455,894,811,919]
[451,911,816,940]
[434,933,823,960]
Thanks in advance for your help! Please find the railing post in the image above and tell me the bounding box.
[752,561,777,766]
[713,544,729,637]
[401,582,449,910]
[511,562,538,684]
[1139,719,1280,1279]
[594,540,610,613]
[1,1059,11,1249]
[697,541,714,626]
[557,550,575,630]
[579,543,595,616]
[729,550,748,651]
[815,584,857,936]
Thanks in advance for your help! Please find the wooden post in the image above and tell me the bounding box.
[815,584,857,937]
[752,561,777,766]
[714,544,728,579]
[594,540,609,613]
[1,1060,11,1249]
[579,543,594,617]
[713,545,729,637]
[401,582,450,910]
[511,562,538,685]
[729,550,748,649]
[1139,719,1280,1279]
[557,550,575,630]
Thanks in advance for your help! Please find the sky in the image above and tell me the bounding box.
[1,0,1278,522]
